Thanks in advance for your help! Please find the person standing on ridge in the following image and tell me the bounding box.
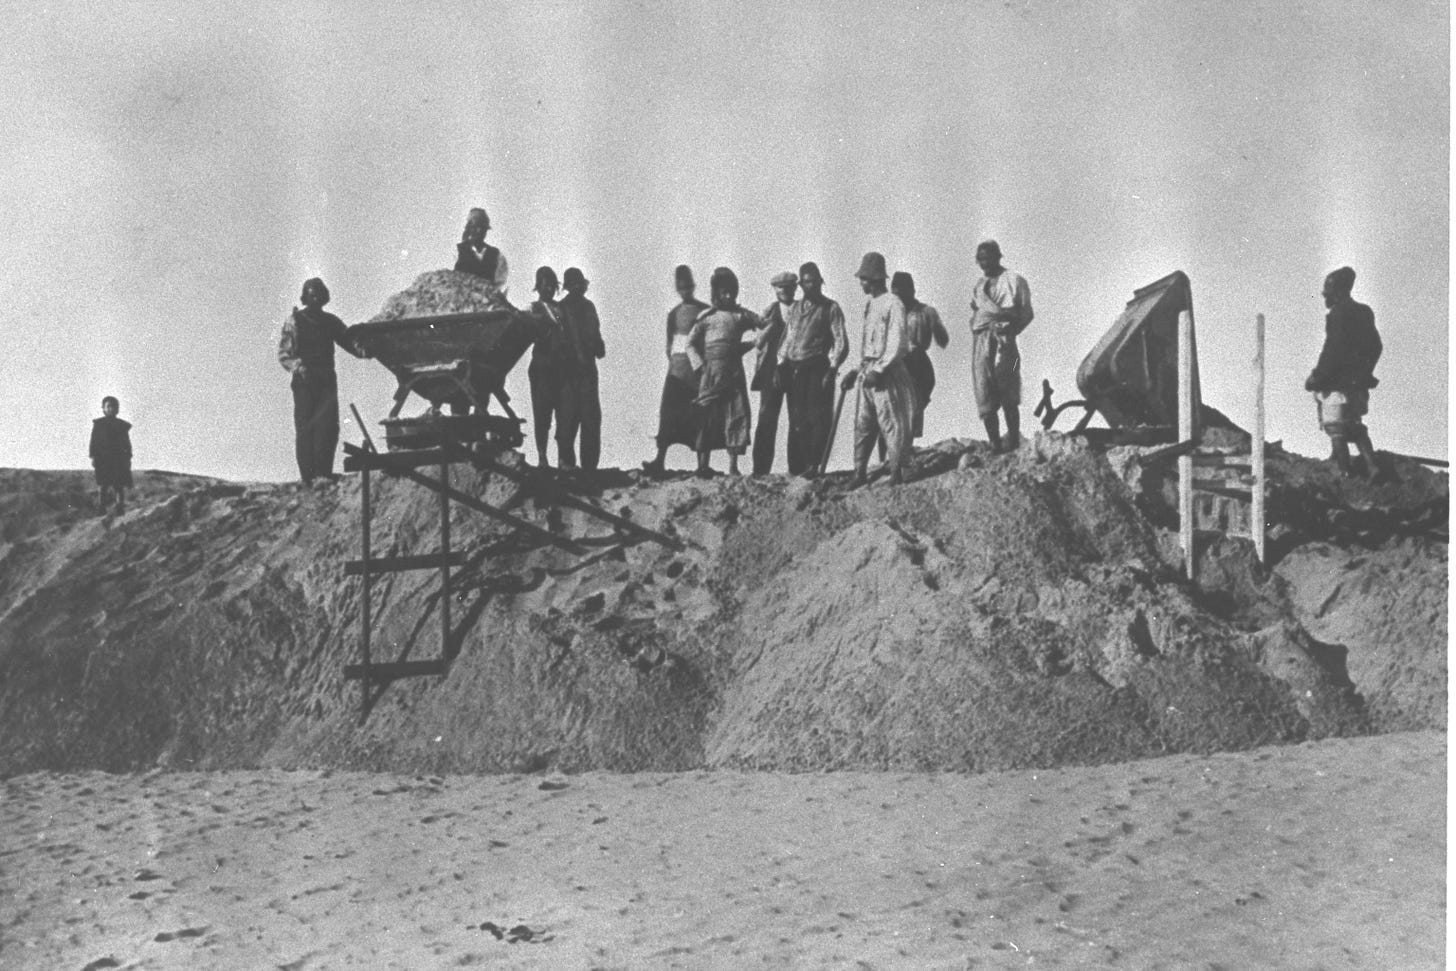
[89,395,133,515]
[643,265,708,476]
[527,266,568,470]
[750,270,795,475]
[968,240,1033,452]
[556,267,606,471]
[778,261,849,475]
[453,207,509,289]
[1305,265,1383,479]
[689,266,763,478]
[892,271,950,441]
[277,277,360,485]
[845,252,915,486]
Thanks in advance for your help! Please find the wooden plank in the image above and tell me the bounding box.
[343,660,448,681]
[1192,480,1253,501]
[1191,453,1252,468]
[343,447,461,473]
[1252,313,1267,566]
[344,552,467,576]
[1139,438,1198,465]
[1178,309,1195,580]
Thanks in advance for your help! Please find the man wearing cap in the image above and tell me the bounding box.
[778,261,850,475]
[644,265,708,476]
[527,266,568,470]
[555,267,606,471]
[969,240,1033,452]
[749,271,796,475]
[842,252,915,486]
[892,271,950,440]
[277,277,362,484]
[454,207,510,288]
[1305,266,1382,479]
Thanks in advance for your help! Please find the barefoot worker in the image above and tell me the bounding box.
[556,267,607,472]
[778,261,849,476]
[689,266,763,478]
[643,265,709,476]
[845,252,915,487]
[892,271,950,441]
[527,266,568,470]
[453,206,510,289]
[277,277,361,485]
[749,271,795,476]
[969,240,1034,452]
[1305,265,1383,479]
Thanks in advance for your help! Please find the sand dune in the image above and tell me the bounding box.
[2,731,1443,970]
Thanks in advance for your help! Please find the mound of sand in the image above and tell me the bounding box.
[0,427,1440,777]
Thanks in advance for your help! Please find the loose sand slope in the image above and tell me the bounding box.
[0,433,1445,776]
[1,731,1443,970]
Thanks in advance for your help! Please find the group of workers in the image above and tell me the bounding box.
[266,207,1386,491]
[634,240,1029,484]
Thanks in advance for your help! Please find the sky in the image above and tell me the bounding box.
[0,0,1447,480]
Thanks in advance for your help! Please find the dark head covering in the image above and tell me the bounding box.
[675,264,695,286]
[710,266,739,295]
[798,261,821,281]
[1327,266,1356,293]
[301,277,330,306]
[466,207,489,228]
[855,252,888,281]
[534,266,559,293]
[101,395,119,409]
[563,267,588,289]
[977,239,1002,259]
[890,271,915,297]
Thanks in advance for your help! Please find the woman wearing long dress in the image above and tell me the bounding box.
[642,265,708,475]
[689,266,762,477]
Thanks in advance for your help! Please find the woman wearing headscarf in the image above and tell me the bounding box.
[688,267,763,477]
[643,265,708,476]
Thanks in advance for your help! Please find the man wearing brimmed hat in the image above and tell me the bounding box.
[454,207,509,288]
[842,251,915,486]
[1305,265,1382,479]
[556,267,606,471]
[748,270,797,475]
[969,240,1033,452]
[527,266,568,469]
[277,277,361,484]
[778,261,849,475]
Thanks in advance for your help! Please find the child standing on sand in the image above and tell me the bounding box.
[89,396,133,515]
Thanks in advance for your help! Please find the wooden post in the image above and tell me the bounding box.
[360,465,372,691]
[1252,313,1266,566]
[439,460,452,659]
[1178,309,1195,580]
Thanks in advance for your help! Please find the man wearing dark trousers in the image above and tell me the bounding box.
[777,261,848,475]
[556,267,606,471]
[278,277,360,484]
[751,271,795,475]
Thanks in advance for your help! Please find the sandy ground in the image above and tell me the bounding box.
[1,732,1444,971]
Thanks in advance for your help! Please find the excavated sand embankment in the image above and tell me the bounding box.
[0,431,1443,777]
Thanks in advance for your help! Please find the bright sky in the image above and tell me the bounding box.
[1,0,1447,480]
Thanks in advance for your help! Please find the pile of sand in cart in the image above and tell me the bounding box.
[4,424,1440,778]
[369,268,514,321]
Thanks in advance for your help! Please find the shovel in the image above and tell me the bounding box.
[818,379,852,475]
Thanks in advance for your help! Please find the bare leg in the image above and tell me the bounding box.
[728,453,741,476]
[696,451,713,478]
[1329,435,1353,475]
